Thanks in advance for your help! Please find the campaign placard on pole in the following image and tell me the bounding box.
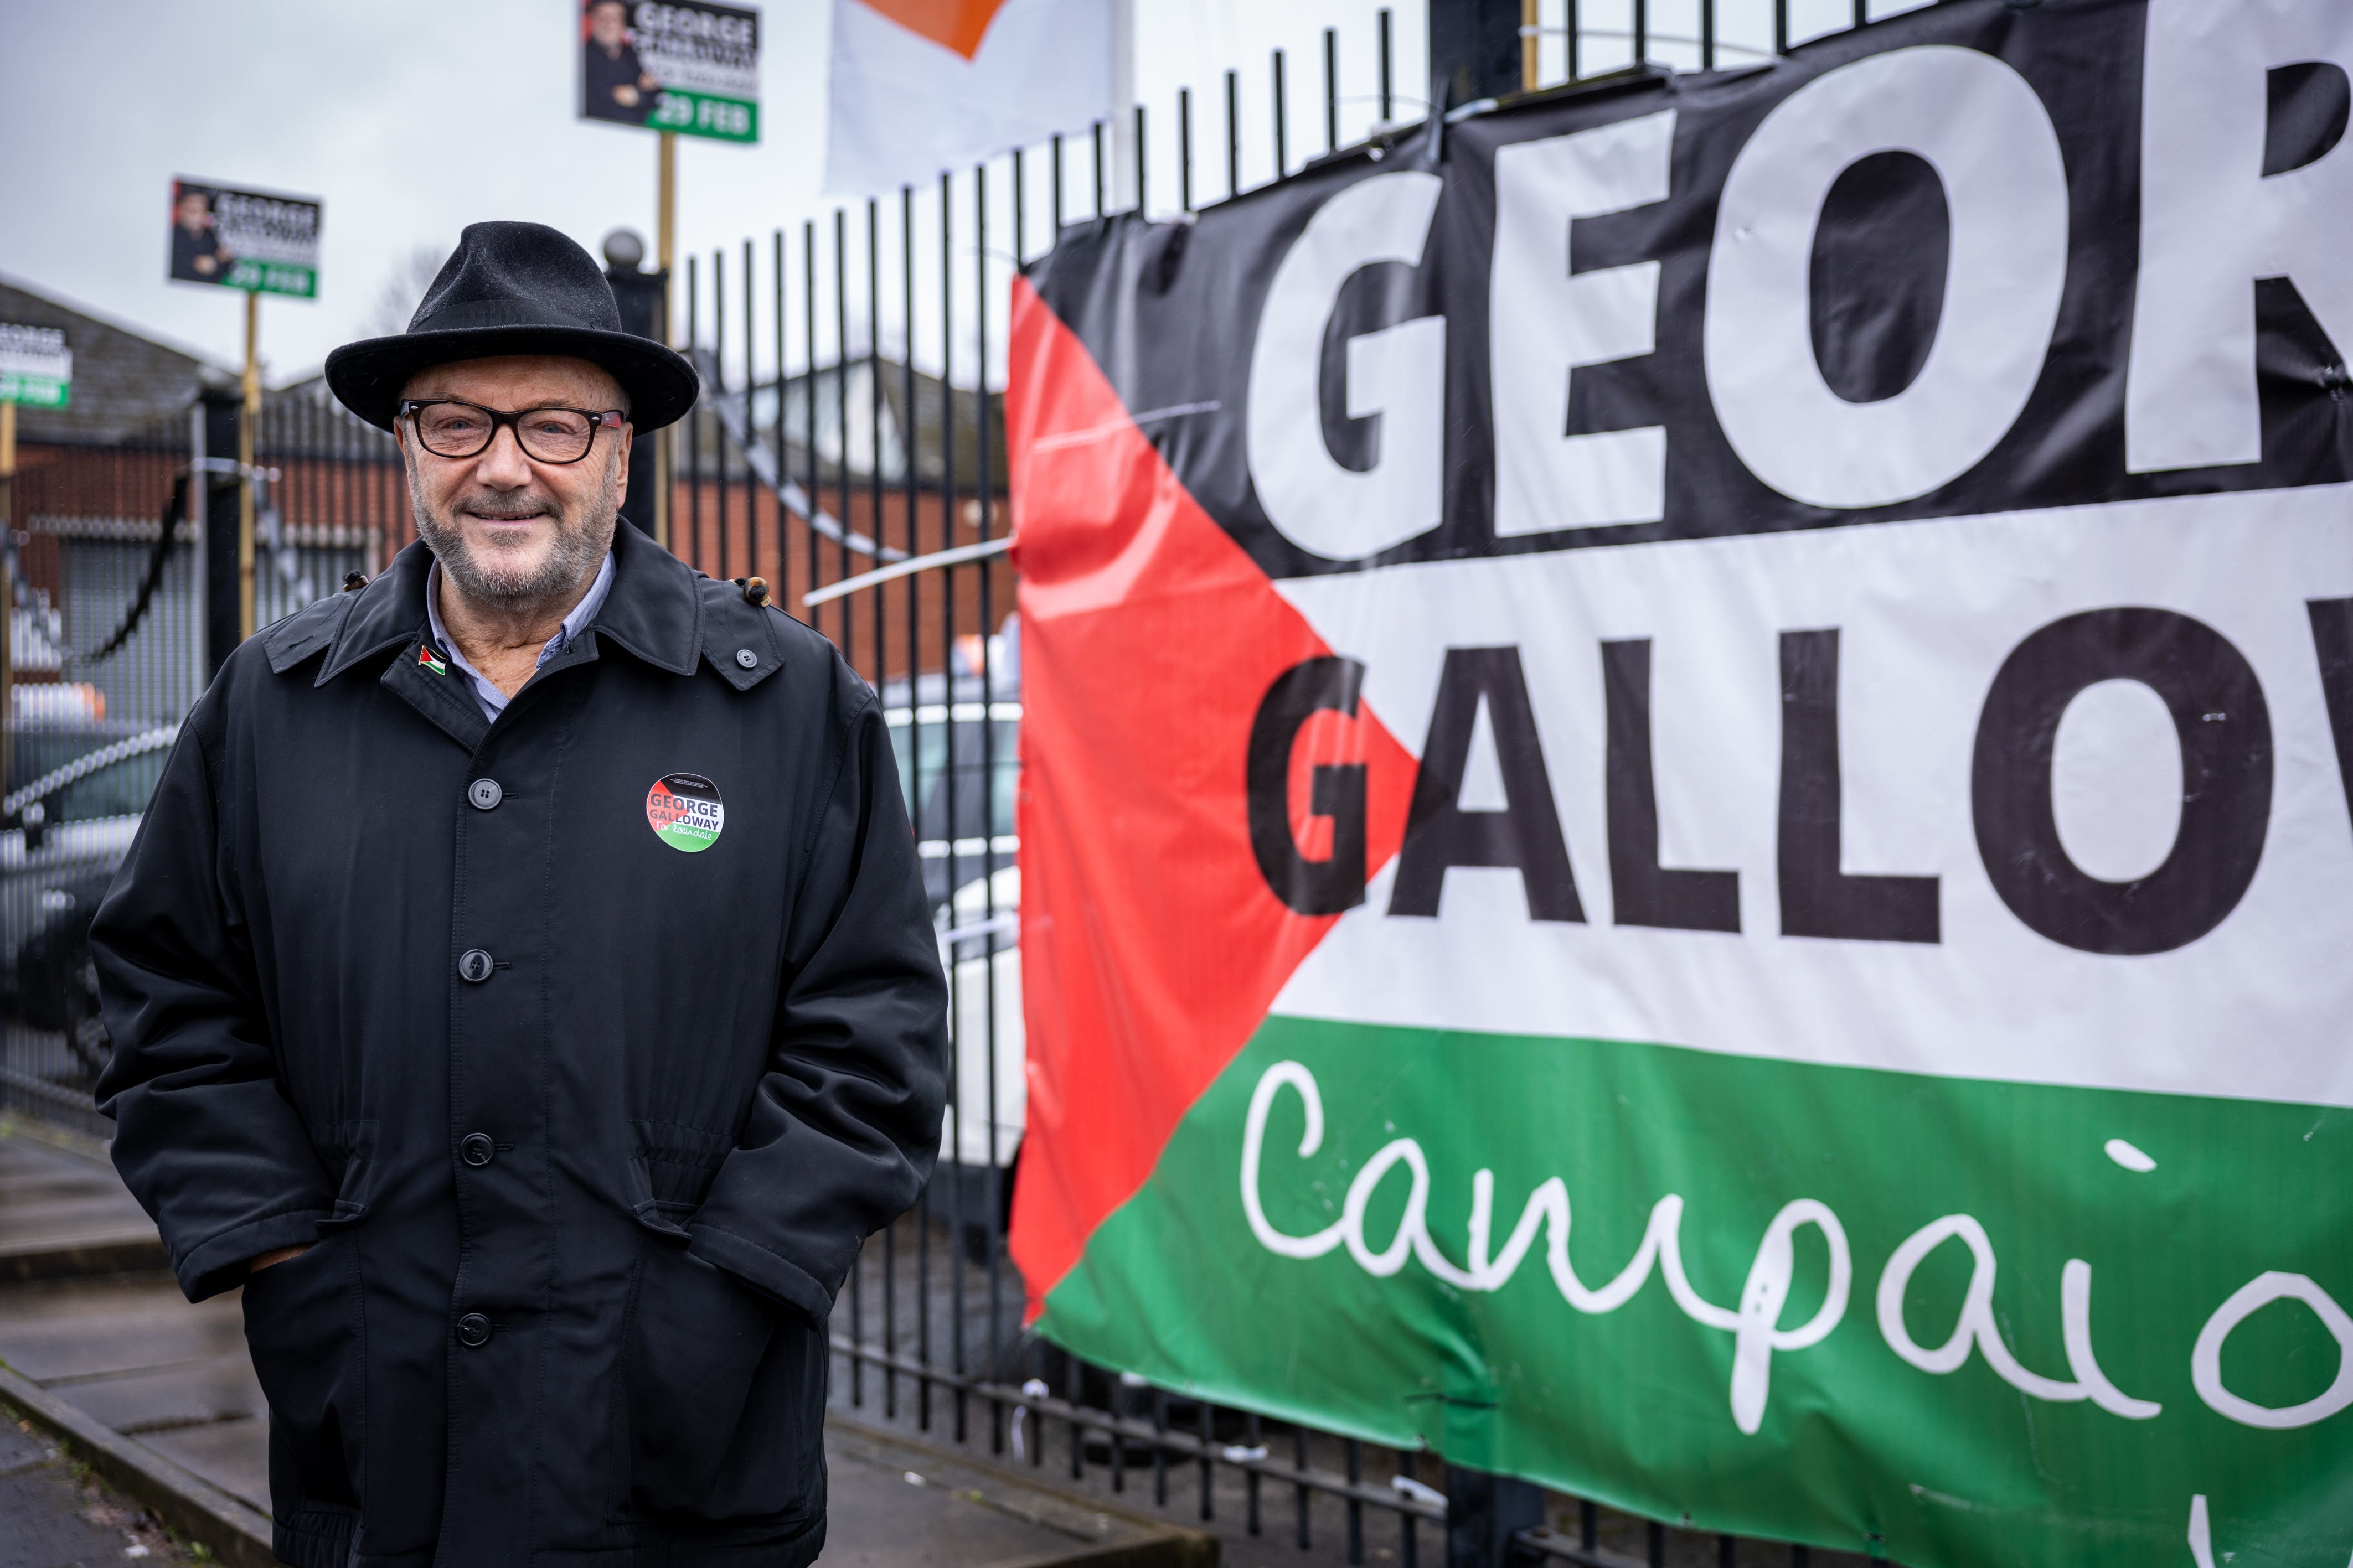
[0,325,70,408]
[1005,3,2353,1567]
[579,1,760,143]
[168,179,322,298]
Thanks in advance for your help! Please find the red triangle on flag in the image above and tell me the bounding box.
[855,0,1009,60]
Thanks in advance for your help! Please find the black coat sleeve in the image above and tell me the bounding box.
[687,682,950,1323]
[91,710,335,1301]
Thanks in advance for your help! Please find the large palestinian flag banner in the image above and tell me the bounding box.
[1004,3,2353,1564]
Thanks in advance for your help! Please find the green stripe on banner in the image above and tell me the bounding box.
[1038,1016,2353,1567]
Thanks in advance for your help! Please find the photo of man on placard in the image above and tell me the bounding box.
[168,184,231,284]
[581,0,658,126]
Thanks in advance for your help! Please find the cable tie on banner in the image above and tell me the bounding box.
[1010,1379,1050,1462]
[1391,1475,1448,1509]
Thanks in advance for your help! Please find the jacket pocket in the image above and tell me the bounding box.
[626,1238,824,1525]
[241,1231,364,1509]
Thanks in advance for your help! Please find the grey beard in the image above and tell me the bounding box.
[414,456,620,607]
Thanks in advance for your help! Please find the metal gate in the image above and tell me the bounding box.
[0,390,401,1137]
[0,5,1905,1561]
[672,6,1898,1563]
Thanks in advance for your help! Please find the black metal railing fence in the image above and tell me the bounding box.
[678,3,1918,1564]
[1,411,199,1137]
[0,392,400,1139]
[0,4,1923,1561]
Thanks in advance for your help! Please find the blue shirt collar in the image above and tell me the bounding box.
[425,548,616,721]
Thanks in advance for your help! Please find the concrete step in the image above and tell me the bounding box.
[0,1121,168,1282]
[827,1411,1216,1567]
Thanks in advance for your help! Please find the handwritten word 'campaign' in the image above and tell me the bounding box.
[1240,1061,2351,1434]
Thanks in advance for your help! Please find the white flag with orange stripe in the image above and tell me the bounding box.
[824,0,1118,194]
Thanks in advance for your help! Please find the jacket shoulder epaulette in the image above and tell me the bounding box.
[693,576,796,692]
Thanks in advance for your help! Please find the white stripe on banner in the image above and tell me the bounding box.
[1272,482,2353,1110]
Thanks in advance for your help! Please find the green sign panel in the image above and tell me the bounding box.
[170,179,322,299]
[646,87,758,143]
[579,1,760,144]
[221,260,319,299]
[0,325,70,408]
[0,375,69,408]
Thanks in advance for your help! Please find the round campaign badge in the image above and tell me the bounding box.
[645,774,725,853]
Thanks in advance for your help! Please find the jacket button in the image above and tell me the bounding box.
[458,949,494,983]
[456,1313,492,1348]
[468,778,503,810]
[735,648,758,669]
[460,1132,495,1167]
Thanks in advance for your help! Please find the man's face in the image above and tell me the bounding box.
[590,3,627,48]
[176,193,208,234]
[398,356,631,609]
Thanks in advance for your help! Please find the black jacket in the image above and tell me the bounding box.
[582,39,656,126]
[93,525,948,1566]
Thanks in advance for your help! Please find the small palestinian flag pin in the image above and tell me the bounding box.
[419,644,450,677]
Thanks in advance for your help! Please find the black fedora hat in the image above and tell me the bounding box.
[326,221,698,433]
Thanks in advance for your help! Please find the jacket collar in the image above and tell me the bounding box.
[316,521,701,686]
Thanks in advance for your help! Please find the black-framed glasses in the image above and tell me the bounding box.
[397,399,627,465]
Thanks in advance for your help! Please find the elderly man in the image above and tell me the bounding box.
[94,222,947,1566]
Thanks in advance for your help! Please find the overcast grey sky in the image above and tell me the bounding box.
[2,0,1876,387]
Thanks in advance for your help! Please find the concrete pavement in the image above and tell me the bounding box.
[0,1409,200,1566]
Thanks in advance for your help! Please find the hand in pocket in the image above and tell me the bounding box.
[240,1233,361,1508]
